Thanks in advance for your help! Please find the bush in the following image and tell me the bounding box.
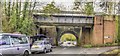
[83,44,93,48]
[83,43,118,48]
[104,43,112,46]
[92,43,114,47]
[93,44,104,47]
[112,43,119,46]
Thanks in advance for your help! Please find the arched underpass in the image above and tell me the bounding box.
[59,31,78,47]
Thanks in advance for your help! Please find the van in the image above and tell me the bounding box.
[0,33,31,56]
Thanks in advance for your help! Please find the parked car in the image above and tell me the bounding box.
[0,33,31,56]
[31,40,52,53]
[30,34,49,47]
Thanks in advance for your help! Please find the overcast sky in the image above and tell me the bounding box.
[1,0,74,10]
[1,0,120,13]
[2,0,120,2]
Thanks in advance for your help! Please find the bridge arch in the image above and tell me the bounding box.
[58,30,79,46]
[60,30,78,40]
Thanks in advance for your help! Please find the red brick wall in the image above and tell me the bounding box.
[104,19,116,44]
[92,15,104,45]
[92,15,116,45]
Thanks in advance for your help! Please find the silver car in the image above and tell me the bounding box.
[31,40,52,53]
[0,33,31,56]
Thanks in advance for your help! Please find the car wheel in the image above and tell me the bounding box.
[31,52,35,54]
[23,51,29,56]
[44,49,47,53]
[50,48,52,52]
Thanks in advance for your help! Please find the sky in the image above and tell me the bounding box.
[1,0,120,13]
[2,0,120,2]
[1,0,74,10]
[36,0,74,10]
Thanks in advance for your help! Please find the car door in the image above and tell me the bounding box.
[18,36,30,54]
[10,36,22,54]
[48,42,52,49]
[44,42,48,50]
[46,42,51,50]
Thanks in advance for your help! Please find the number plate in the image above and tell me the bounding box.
[32,45,39,48]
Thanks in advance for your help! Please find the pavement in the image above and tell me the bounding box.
[47,46,119,54]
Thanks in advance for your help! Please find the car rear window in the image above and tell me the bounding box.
[0,35,10,45]
[33,41,43,45]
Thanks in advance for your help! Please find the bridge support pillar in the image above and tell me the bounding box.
[93,15,104,45]
[78,27,82,46]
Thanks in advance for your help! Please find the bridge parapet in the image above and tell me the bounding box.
[33,13,94,25]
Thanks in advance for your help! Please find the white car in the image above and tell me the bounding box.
[60,41,76,47]
[31,40,52,53]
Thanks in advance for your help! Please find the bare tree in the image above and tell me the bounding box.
[99,0,115,15]
[117,1,120,14]
[72,0,84,12]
